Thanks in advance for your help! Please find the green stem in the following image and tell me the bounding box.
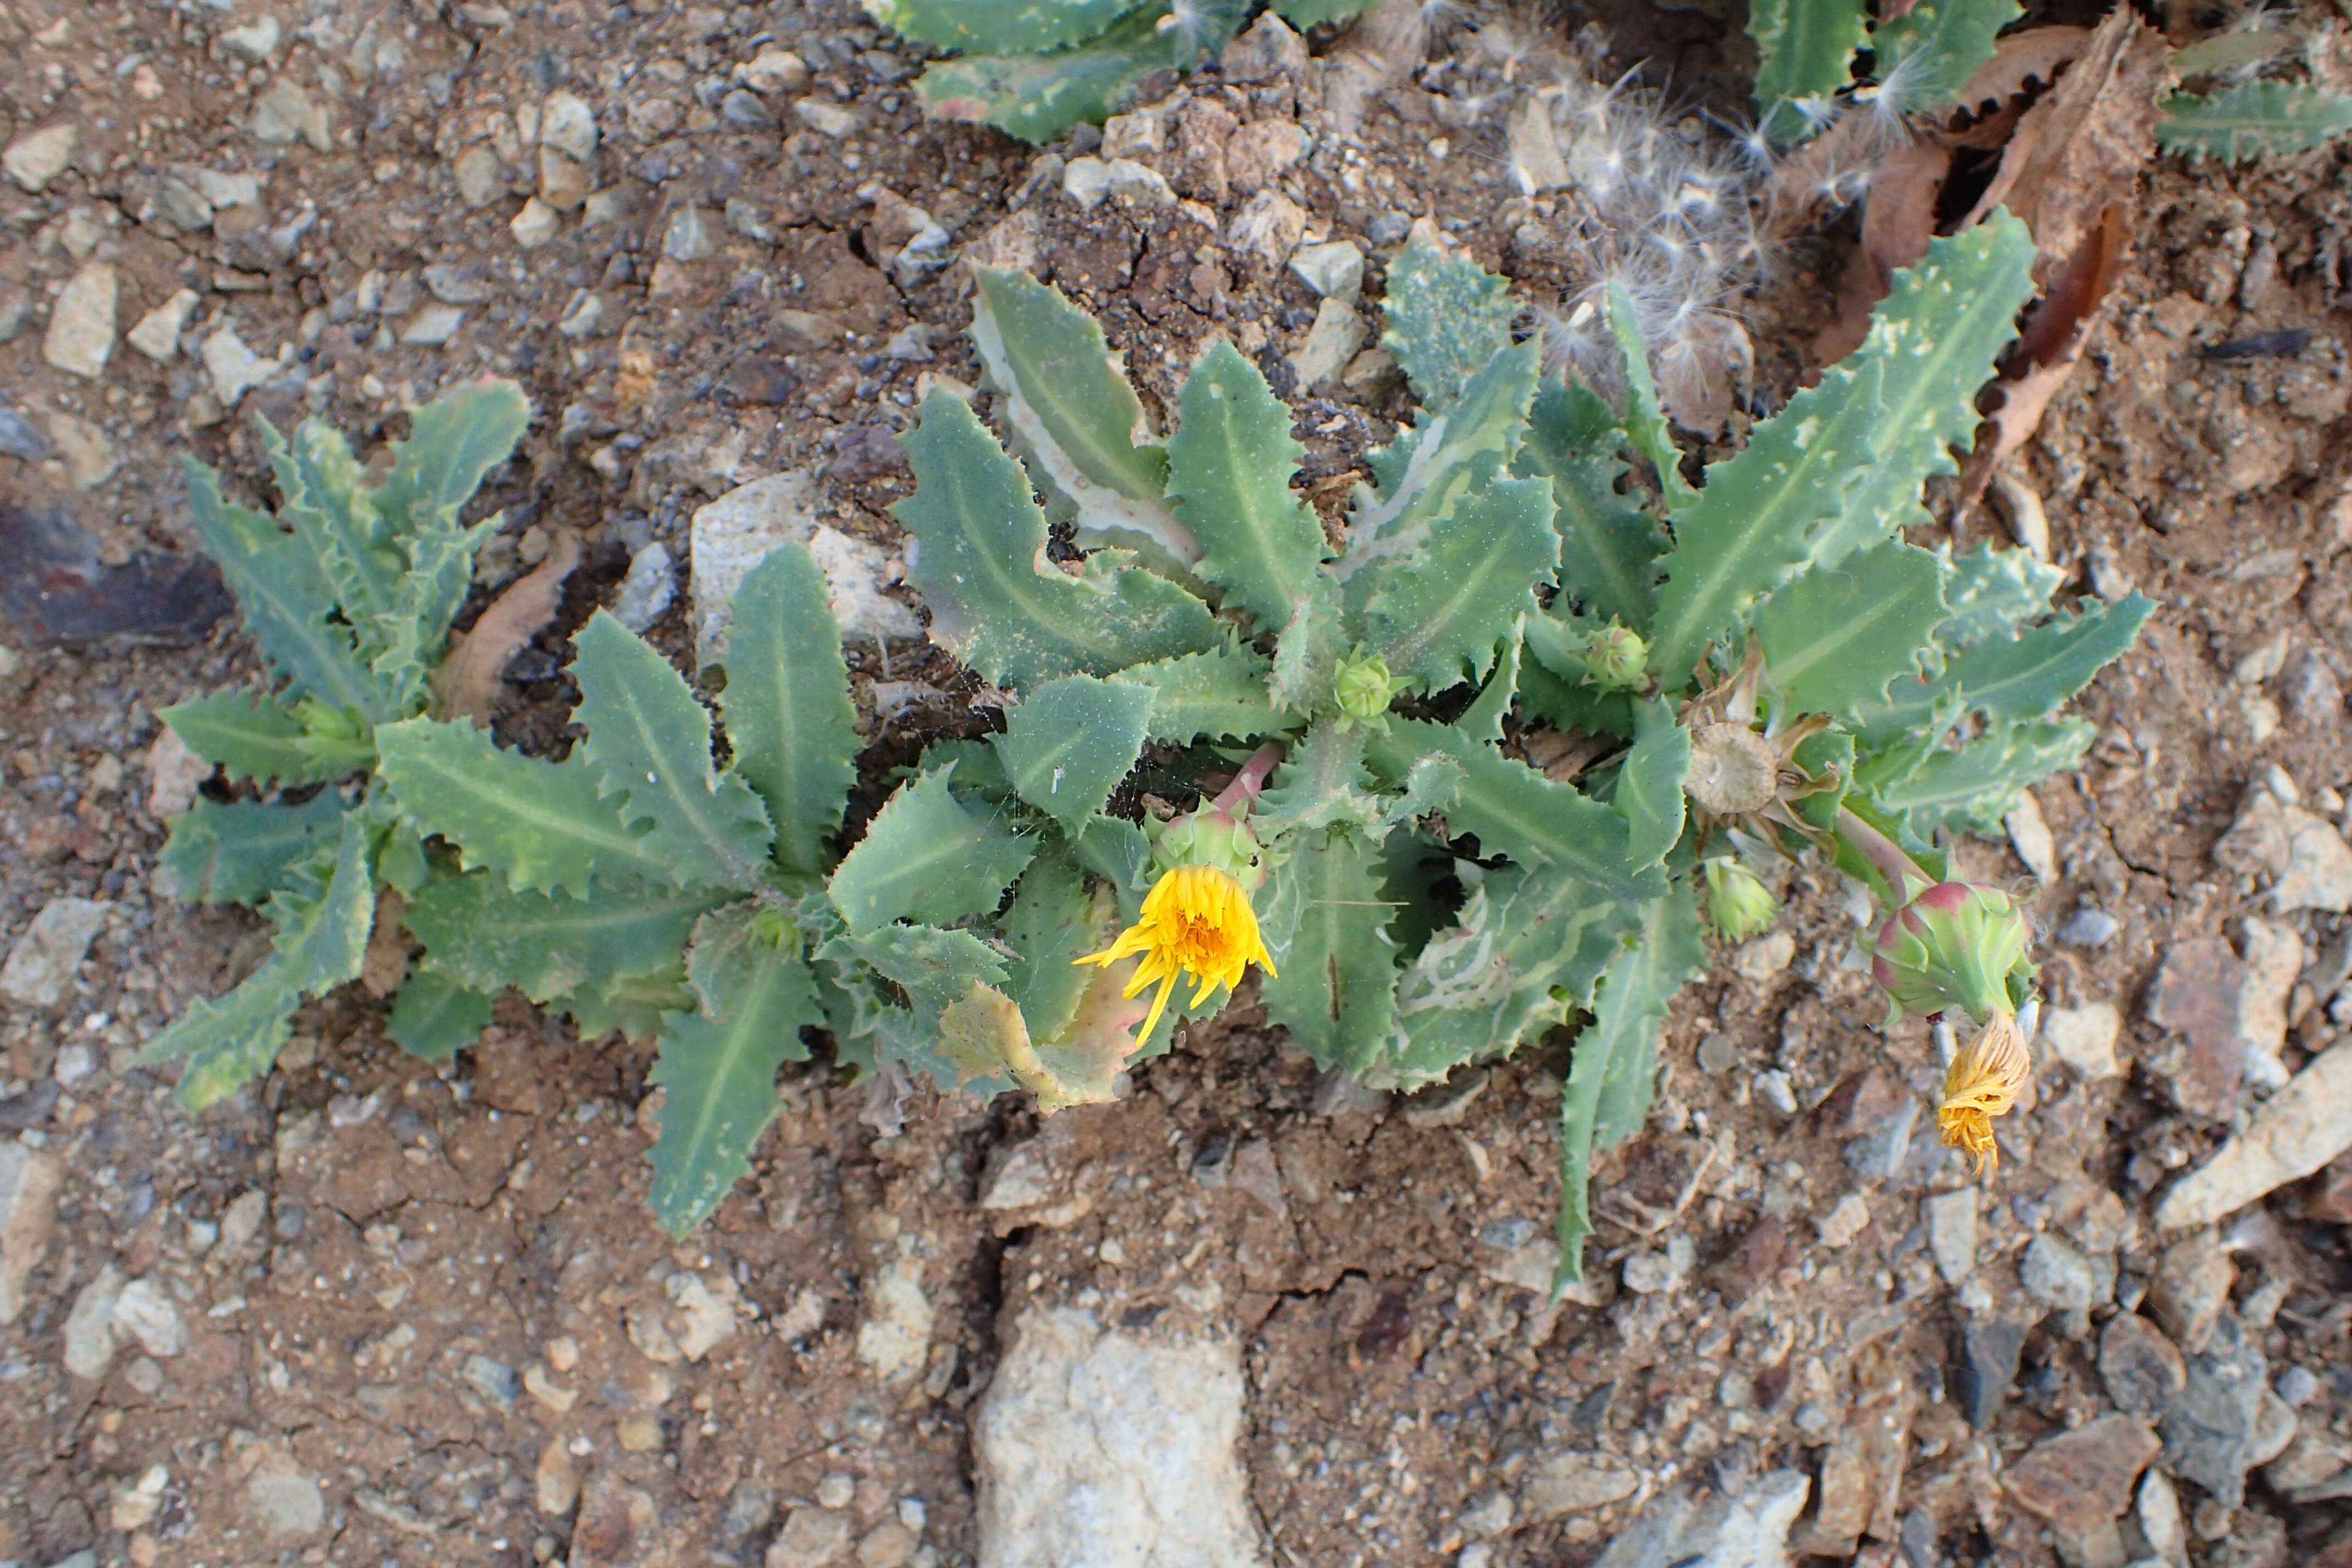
[1835,805,1932,897]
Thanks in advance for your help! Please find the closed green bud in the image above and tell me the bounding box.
[1703,859,1777,940]
[1583,622,1648,691]
[1333,649,1399,733]
[1867,881,2032,1024]
[1148,804,1267,891]
[293,696,368,743]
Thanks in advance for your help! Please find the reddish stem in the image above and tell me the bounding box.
[1212,742,1286,814]
[1836,806,1933,897]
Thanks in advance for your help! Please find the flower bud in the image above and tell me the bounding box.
[1867,881,2030,1024]
[1148,804,1266,890]
[1583,622,1648,692]
[1703,859,1777,941]
[1333,649,1399,732]
[293,696,367,743]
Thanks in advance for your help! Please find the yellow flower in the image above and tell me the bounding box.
[1938,1011,2031,1176]
[1076,864,1276,1046]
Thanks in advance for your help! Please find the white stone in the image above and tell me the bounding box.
[1523,1452,1641,1521]
[538,147,592,211]
[2041,1001,2123,1081]
[1102,157,1174,208]
[539,91,600,160]
[128,288,200,362]
[1731,929,1797,985]
[510,195,560,250]
[400,305,465,346]
[2238,917,2303,1092]
[2276,811,2352,913]
[248,78,327,150]
[1,896,109,1007]
[1227,188,1306,267]
[454,145,504,209]
[663,205,713,262]
[1818,1193,1871,1249]
[1592,1470,1810,1568]
[1289,298,1365,388]
[2234,629,2291,687]
[855,1244,933,1386]
[43,261,117,378]
[611,542,676,633]
[63,1265,123,1378]
[793,97,855,137]
[0,1145,61,1325]
[2006,790,2059,883]
[192,167,263,209]
[690,472,917,662]
[740,46,808,94]
[202,324,277,406]
[1290,240,1365,302]
[665,1272,739,1363]
[111,1276,188,1358]
[2137,1469,2185,1565]
[219,15,282,60]
[979,1142,1054,1211]
[3,123,76,192]
[47,412,116,490]
[2158,1039,2352,1230]
[976,1306,1267,1568]
[1061,155,1113,210]
[1506,96,1569,194]
[246,1447,326,1539]
[1925,1187,1977,1285]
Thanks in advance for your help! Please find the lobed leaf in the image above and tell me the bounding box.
[1380,235,1518,409]
[1645,215,2039,684]
[1271,0,1378,24]
[914,2,1243,145]
[1268,583,1346,717]
[828,762,1037,933]
[1456,621,1523,745]
[403,871,719,1002]
[1749,0,1867,142]
[896,392,1222,688]
[1166,340,1328,629]
[1615,699,1691,872]
[1751,542,1948,722]
[1854,591,2154,741]
[573,611,774,892]
[717,542,861,878]
[258,417,400,653]
[375,717,668,898]
[557,966,696,1043]
[1000,850,1115,1048]
[2157,81,2352,162]
[864,0,1148,53]
[1111,643,1286,745]
[1858,716,2095,835]
[386,972,497,1061]
[162,691,374,787]
[1555,892,1704,1289]
[159,793,349,908]
[1873,0,2025,117]
[1361,476,1558,692]
[1516,378,1665,632]
[992,673,1156,833]
[648,935,822,1235]
[1604,285,1698,508]
[828,921,1011,1023]
[1258,830,1400,1073]
[1933,542,2068,651]
[369,379,532,540]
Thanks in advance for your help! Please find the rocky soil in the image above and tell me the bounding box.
[4,0,2352,1566]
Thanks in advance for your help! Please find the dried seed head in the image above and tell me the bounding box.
[1684,721,1781,815]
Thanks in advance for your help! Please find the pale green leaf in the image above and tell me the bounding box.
[1268,583,1346,717]
[1111,643,1286,745]
[828,762,1036,933]
[1872,0,2021,115]
[386,972,496,1061]
[402,871,719,1002]
[369,379,531,538]
[160,793,348,908]
[827,922,1011,1021]
[375,716,666,897]
[1258,830,1399,1073]
[1752,542,1948,722]
[1272,0,1377,25]
[1362,476,1558,692]
[914,2,1242,144]
[896,391,1223,687]
[258,416,400,648]
[1166,340,1328,628]
[1336,343,1540,590]
[1516,378,1664,632]
[1934,542,2068,651]
[1855,592,2154,740]
[1750,0,1866,141]
[161,691,373,787]
[2158,81,2352,162]
[1000,850,1116,1048]
[717,542,860,877]
[1859,716,2096,834]
[1615,699,1689,872]
[1605,284,1697,508]
[1380,234,1518,408]
[865,0,1148,52]
[573,611,774,892]
[992,674,1155,833]
[1456,619,1523,745]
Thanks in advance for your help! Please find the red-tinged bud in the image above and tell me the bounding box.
[1866,881,2031,1025]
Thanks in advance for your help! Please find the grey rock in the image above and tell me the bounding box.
[721,1479,776,1541]
[1754,1069,1799,1118]
[1957,1315,2032,1428]
[2162,1313,2269,1508]
[1456,1491,1514,1539]
[248,78,329,149]
[2021,1234,2100,1312]
[2057,907,2120,947]
[1522,1452,1640,1521]
[1843,1095,1919,1180]
[611,542,677,633]
[690,472,918,653]
[454,145,504,208]
[793,97,855,137]
[63,1265,122,1377]
[1926,1188,1977,1285]
[1,897,109,1007]
[2277,1365,2319,1407]
[542,91,600,160]
[1591,1469,1810,1568]
[1697,1034,1739,1074]
[110,1276,187,1358]
[400,305,465,346]
[2042,1001,2124,1080]
[1219,12,1307,82]
[1290,240,1365,301]
[2137,1469,2185,1566]
[2147,1235,2234,1355]
[2157,1041,2352,1230]
[3,121,76,192]
[246,1449,326,1539]
[0,405,51,460]
[463,1353,520,1408]
[202,324,277,406]
[423,264,491,305]
[1310,1069,1388,1118]
[1898,1506,1938,1568]
[979,1142,1054,1211]
[2099,1313,2187,1419]
[663,204,713,263]
[1289,298,1366,389]
[43,261,117,379]
[768,1506,853,1566]
[2283,647,2343,730]
[128,289,200,362]
[721,88,776,128]
[0,1144,61,1325]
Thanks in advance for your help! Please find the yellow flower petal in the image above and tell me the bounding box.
[1938,1010,2031,1177]
[1072,865,1275,1048]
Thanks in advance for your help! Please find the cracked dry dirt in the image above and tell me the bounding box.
[6,0,2352,1565]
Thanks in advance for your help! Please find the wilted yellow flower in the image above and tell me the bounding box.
[1938,1011,2031,1176]
[1076,864,1276,1046]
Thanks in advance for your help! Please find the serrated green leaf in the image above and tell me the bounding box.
[1457,619,1523,745]
[1517,378,1665,631]
[914,1,1243,144]
[1859,716,2095,835]
[1167,340,1328,628]
[896,391,1223,687]
[828,921,1011,1020]
[717,542,860,878]
[2157,80,2352,161]
[374,513,499,707]
[1000,850,1117,1047]
[1380,235,1518,408]
[1555,891,1704,1289]
[369,379,531,539]
[1792,726,1858,833]
[1516,649,1638,738]
[1872,0,2021,116]
[159,793,349,907]
[162,691,374,787]
[649,937,821,1235]
[1750,0,1866,142]
[1362,477,1558,692]
[1752,542,1948,722]
[1336,343,1541,590]
[968,265,1192,568]
[1272,0,1377,23]
[386,972,496,1060]
[1385,863,1639,1088]
[573,611,774,892]
[1071,815,1154,913]
[184,457,388,717]
[1855,591,2154,741]
[1256,719,1382,838]
[1646,216,2040,684]
[375,717,666,897]
[1617,699,1689,871]
[865,0,1148,53]
[993,674,1156,832]
[555,965,696,1042]
[828,762,1036,933]
[403,871,718,1002]
[1111,643,1285,745]
[1369,721,1661,901]
[1605,285,1698,508]
[1269,583,1346,716]
[145,812,375,1107]
[1258,830,1400,1072]
[1934,542,2068,651]
[258,416,400,652]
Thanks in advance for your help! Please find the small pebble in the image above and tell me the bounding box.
[2055,907,2119,947]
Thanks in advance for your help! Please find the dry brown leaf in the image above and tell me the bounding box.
[1947,25,2095,122]
[1961,203,2133,499]
[1656,311,1754,436]
[361,888,410,999]
[1761,112,1880,236]
[432,529,582,725]
[1815,135,1952,363]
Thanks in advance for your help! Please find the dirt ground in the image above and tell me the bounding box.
[3,0,2352,1565]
